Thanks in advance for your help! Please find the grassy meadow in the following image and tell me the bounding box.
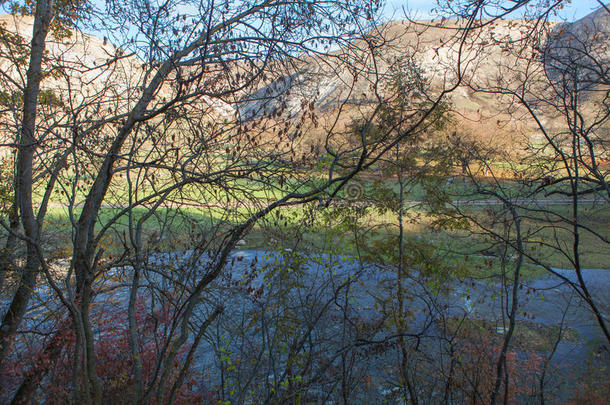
[37,170,610,282]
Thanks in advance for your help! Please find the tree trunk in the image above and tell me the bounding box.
[10,317,71,405]
[0,200,19,292]
[0,0,54,368]
[490,207,523,405]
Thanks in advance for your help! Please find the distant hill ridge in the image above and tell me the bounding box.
[0,9,607,138]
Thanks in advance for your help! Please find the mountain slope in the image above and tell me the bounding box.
[1,9,608,145]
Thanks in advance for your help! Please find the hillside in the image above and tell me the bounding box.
[0,14,234,122]
[546,7,610,90]
[0,14,137,97]
[1,9,608,147]
[237,9,608,149]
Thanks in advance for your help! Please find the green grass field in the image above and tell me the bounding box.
[24,166,610,282]
[39,195,609,282]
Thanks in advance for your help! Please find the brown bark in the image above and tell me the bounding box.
[0,200,19,291]
[0,0,54,368]
[490,206,523,405]
[10,318,71,405]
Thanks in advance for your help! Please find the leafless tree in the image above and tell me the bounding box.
[0,0,479,403]
[456,2,610,343]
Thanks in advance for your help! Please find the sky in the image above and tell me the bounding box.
[384,0,606,22]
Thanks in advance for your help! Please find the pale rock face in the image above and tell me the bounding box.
[236,9,607,132]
